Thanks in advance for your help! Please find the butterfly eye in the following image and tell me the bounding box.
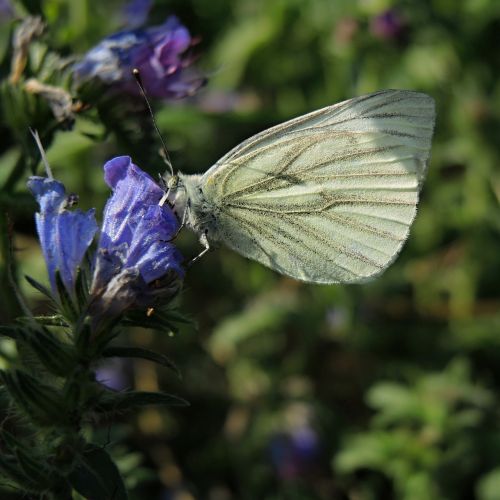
[167,175,179,190]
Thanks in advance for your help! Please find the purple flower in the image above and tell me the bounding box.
[89,156,184,323]
[29,157,183,324]
[269,405,320,480]
[27,177,98,299]
[122,0,153,29]
[269,428,319,480]
[0,0,14,22]
[73,16,205,99]
[95,358,130,391]
[370,10,405,40]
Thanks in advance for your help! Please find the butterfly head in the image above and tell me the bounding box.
[166,174,180,191]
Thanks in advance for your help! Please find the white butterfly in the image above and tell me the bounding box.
[162,89,435,284]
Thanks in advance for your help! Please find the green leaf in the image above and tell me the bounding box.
[2,322,75,376]
[69,444,128,500]
[95,390,189,414]
[0,325,23,340]
[102,346,181,378]
[0,454,40,492]
[87,321,123,359]
[0,369,66,426]
[32,314,70,327]
[14,447,54,490]
[477,468,500,500]
[21,325,75,377]
[24,274,54,302]
[74,318,93,357]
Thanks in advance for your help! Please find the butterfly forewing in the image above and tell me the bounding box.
[201,90,435,283]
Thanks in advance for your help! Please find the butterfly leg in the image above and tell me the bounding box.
[186,230,211,268]
[166,203,188,242]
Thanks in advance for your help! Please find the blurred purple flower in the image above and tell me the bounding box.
[269,403,320,480]
[0,0,14,22]
[89,156,184,323]
[270,428,319,480]
[95,358,130,391]
[73,16,205,99]
[27,177,98,298]
[122,0,153,29]
[370,10,405,40]
[29,157,183,323]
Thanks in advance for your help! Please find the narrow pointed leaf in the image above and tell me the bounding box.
[22,326,75,376]
[0,369,66,425]
[2,323,75,376]
[95,390,188,414]
[14,447,54,490]
[32,314,70,327]
[69,444,128,500]
[24,275,54,301]
[0,325,23,340]
[102,346,180,378]
[0,454,41,492]
[124,307,194,334]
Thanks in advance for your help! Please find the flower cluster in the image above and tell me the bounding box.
[90,156,184,325]
[28,156,184,330]
[27,177,97,298]
[73,16,205,99]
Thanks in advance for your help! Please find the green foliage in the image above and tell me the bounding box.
[335,359,497,500]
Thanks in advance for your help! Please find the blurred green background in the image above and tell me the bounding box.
[1,0,500,498]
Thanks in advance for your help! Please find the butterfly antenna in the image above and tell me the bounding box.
[132,68,174,177]
[29,128,53,179]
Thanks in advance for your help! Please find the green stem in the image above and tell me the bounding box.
[2,155,27,193]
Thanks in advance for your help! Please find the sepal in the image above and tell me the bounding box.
[74,266,90,309]
[55,270,78,320]
[123,306,194,335]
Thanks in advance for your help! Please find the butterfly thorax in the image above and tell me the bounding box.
[176,173,220,241]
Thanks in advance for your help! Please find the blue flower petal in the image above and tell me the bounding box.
[28,176,98,297]
[99,156,174,248]
[90,157,183,322]
[126,205,184,282]
[27,177,66,213]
